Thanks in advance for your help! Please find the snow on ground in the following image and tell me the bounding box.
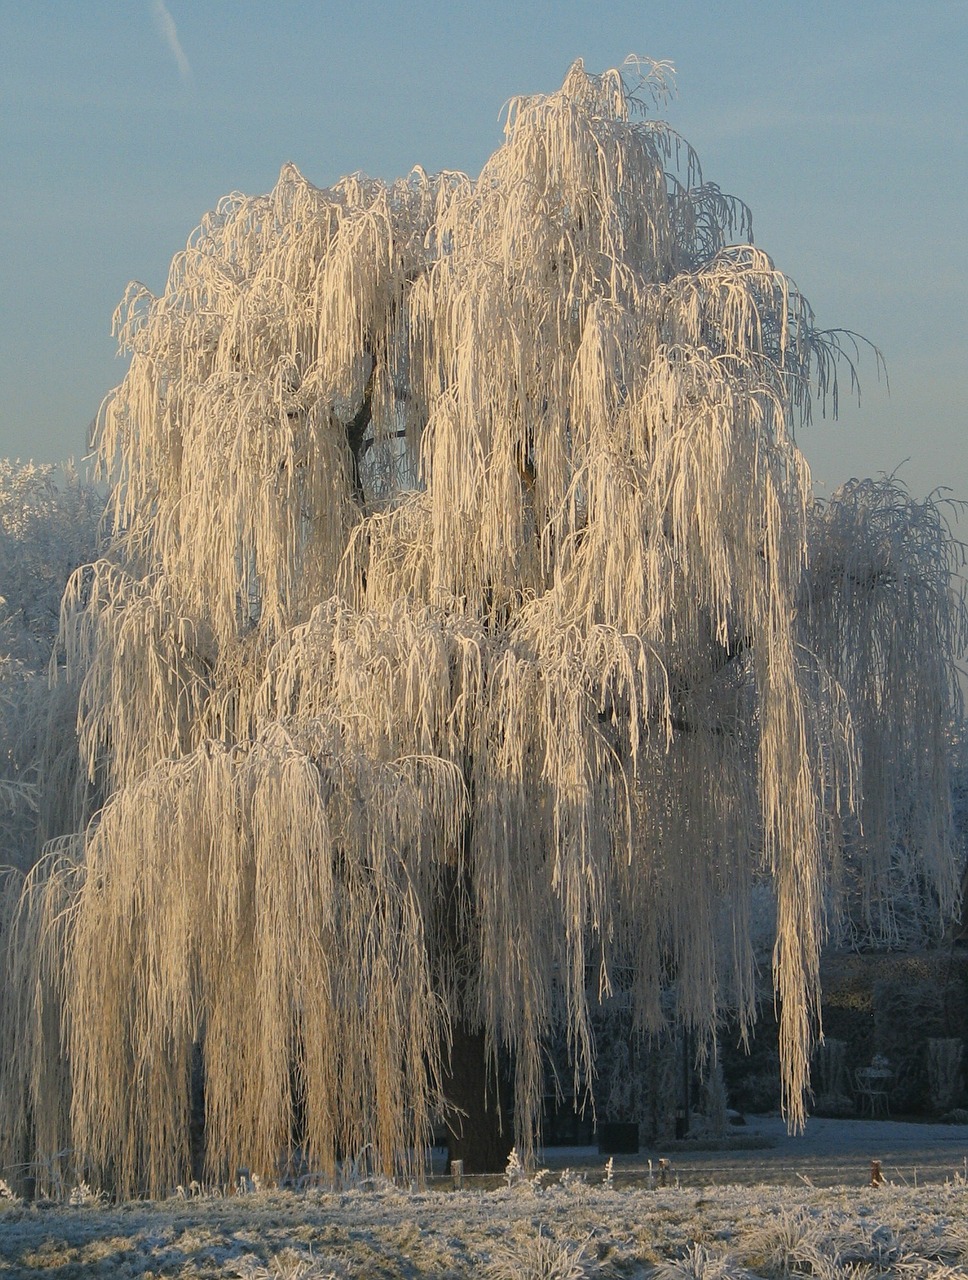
[2,1120,968,1278]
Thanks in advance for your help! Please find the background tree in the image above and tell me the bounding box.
[1,59,963,1194]
[0,461,103,1193]
[805,477,966,948]
[0,460,103,869]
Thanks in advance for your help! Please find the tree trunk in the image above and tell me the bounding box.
[442,1020,512,1174]
[189,1040,206,1184]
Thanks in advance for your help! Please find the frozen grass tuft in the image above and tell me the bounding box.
[235,1249,341,1280]
[739,1207,830,1276]
[486,1227,593,1280]
[651,1241,748,1279]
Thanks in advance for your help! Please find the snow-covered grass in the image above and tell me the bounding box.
[3,1173,968,1278]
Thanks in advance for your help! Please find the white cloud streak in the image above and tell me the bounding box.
[151,0,192,86]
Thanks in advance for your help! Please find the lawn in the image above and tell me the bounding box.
[3,1163,968,1278]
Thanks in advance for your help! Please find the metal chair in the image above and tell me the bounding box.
[855,1065,891,1116]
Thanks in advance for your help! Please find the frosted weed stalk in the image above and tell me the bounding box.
[557,1166,589,1200]
[505,1145,526,1187]
[68,1179,107,1206]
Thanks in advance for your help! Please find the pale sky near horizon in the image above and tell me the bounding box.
[1,1,965,501]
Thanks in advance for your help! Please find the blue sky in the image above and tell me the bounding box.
[1,1,965,500]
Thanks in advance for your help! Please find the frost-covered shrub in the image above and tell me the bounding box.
[811,1037,854,1117]
[927,1038,964,1113]
[873,978,945,1112]
[725,1040,783,1116]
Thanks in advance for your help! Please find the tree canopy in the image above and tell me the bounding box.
[1,59,964,1196]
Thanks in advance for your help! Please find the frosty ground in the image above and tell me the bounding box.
[2,1119,968,1278]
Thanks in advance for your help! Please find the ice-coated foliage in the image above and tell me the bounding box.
[0,59,964,1196]
[0,461,103,869]
[0,461,103,665]
[808,478,967,947]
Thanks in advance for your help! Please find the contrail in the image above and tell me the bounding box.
[151,0,192,86]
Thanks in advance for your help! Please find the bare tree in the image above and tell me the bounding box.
[1,59,963,1195]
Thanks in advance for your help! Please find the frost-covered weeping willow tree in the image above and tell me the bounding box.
[1,59,964,1195]
[806,477,966,945]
